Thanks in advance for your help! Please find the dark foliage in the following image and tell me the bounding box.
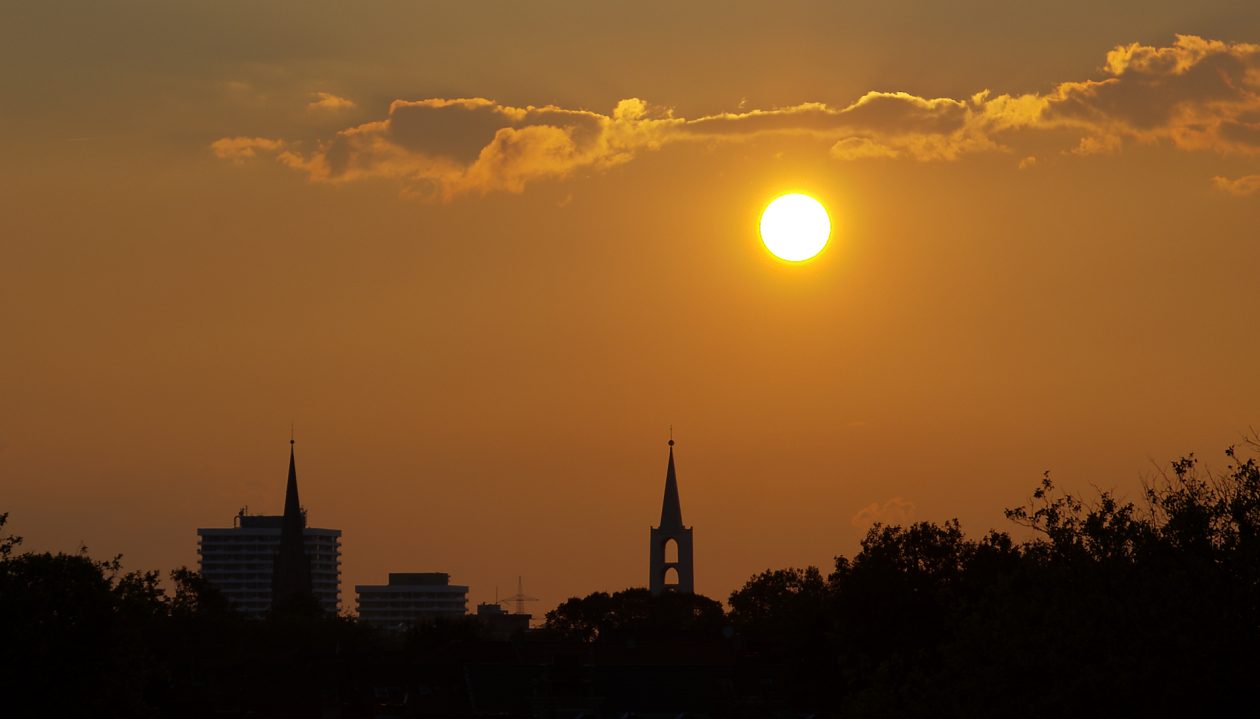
[543,587,726,642]
[4,443,1260,716]
[726,444,1260,716]
[0,512,377,718]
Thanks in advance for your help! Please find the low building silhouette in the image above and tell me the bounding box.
[196,441,341,615]
[475,602,531,639]
[356,572,468,628]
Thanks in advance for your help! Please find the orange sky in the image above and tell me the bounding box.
[3,1,1260,615]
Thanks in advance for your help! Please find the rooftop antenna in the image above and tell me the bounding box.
[499,576,539,616]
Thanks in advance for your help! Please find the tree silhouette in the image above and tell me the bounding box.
[544,587,725,642]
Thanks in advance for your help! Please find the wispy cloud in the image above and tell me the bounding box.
[1212,174,1260,195]
[210,136,287,163]
[851,497,916,530]
[308,91,355,111]
[213,36,1260,200]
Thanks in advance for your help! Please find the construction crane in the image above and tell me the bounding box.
[498,576,538,616]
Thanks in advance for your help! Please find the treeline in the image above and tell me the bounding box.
[546,446,1260,715]
[0,513,395,717]
[3,443,1260,716]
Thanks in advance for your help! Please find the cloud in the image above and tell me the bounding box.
[308,91,355,111]
[210,136,286,162]
[1040,35,1260,155]
[1212,174,1260,195]
[831,137,902,161]
[214,36,1260,199]
[232,97,679,200]
[209,136,316,176]
[851,497,916,530]
[677,93,968,139]
[1071,135,1123,156]
[677,92,992,161]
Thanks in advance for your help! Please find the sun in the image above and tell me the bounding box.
[760,193,831,262]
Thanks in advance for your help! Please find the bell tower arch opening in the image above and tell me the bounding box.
[663,566,680,588]
[664,537,679,564]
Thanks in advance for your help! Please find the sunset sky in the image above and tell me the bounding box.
[3,1,1260,614]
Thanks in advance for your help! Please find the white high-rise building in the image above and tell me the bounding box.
[198,512,342,615]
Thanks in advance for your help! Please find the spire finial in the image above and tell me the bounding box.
[290,422,295,446]
[668,425,674,446]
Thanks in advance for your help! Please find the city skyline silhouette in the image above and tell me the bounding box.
[3,2,1260,713]
[194,435,702,618]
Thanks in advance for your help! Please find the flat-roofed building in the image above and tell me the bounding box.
[475,602,531,639]
[356,572,468,629]
[198,512,342,615]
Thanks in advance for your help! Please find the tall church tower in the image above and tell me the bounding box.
[272,438,314,610]
[649,439,694,595]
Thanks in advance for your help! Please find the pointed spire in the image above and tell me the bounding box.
[282,437,302,524]
[273,435,313,611]
[659,437,684,529]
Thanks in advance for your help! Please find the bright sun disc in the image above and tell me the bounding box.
[760,193,831,262]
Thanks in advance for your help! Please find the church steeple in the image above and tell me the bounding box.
[272,437,314,611]
[282,439,302,523]
[649,436,695,595]
[659,440,684,529]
